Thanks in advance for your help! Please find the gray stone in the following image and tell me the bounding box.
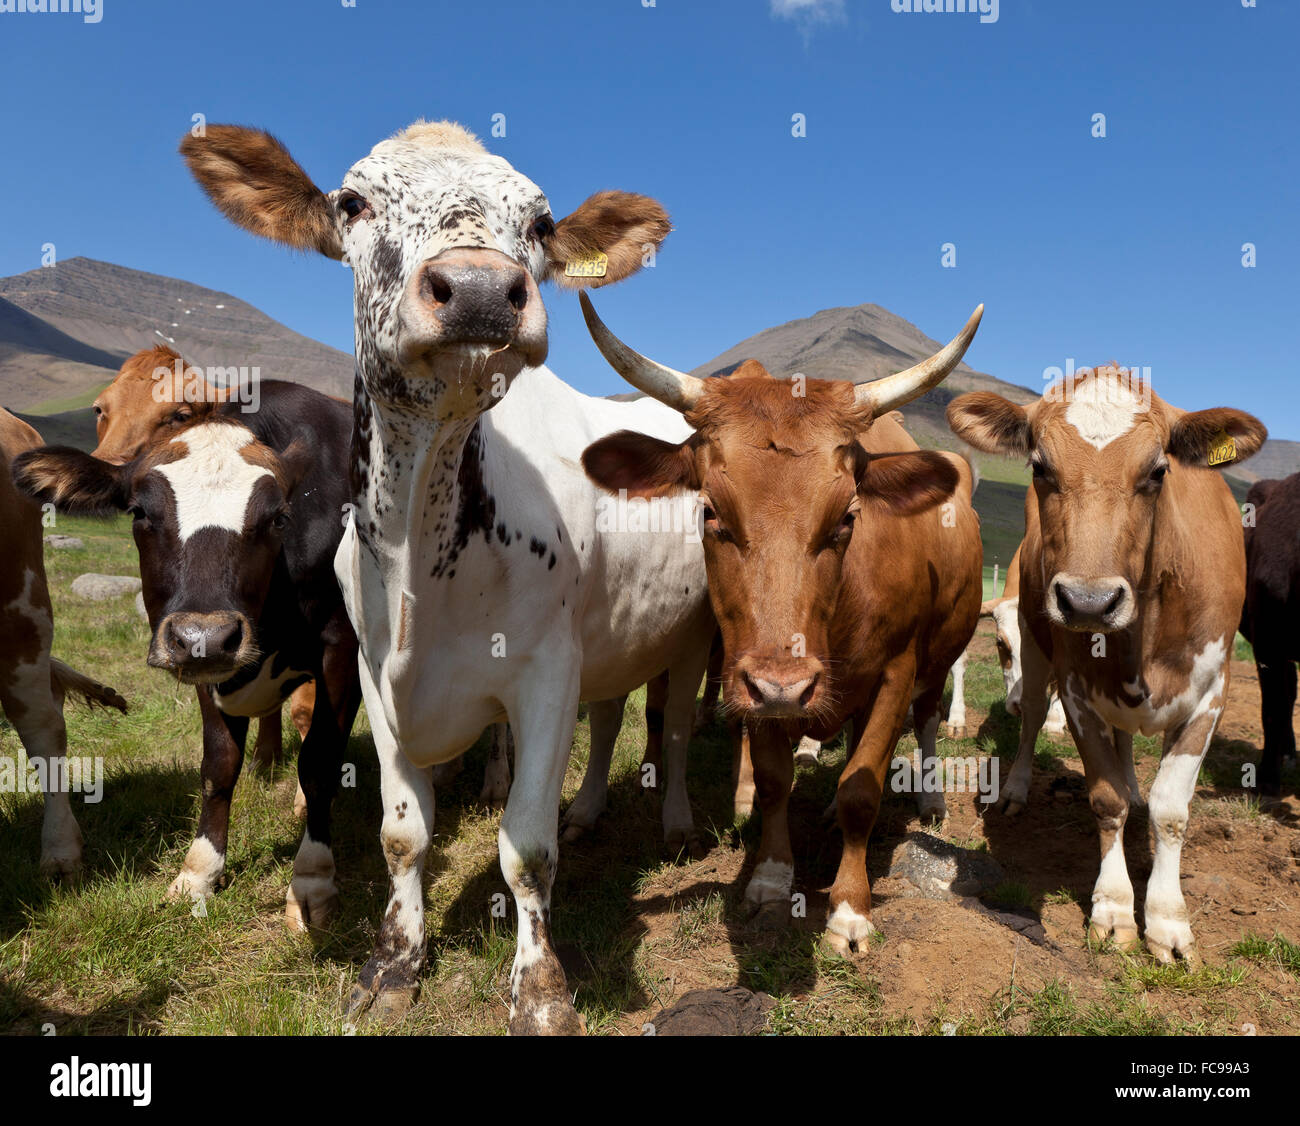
[135,591,149,623]
[44,534,84,550]
[886,832,1006,900]
[71,573,142,601]
[648,987,774,1037]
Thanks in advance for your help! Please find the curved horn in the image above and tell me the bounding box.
[579,292,705,413]
[854,305,984,416]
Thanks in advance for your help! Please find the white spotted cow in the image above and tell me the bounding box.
[949,367,1265,964]
[181,120,714,1033]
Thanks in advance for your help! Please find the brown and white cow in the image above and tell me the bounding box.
[579,296,985,952]
[1,408,127,878]
[91,344,315,776]
[15,384,361,929]
[948,367,1266,963]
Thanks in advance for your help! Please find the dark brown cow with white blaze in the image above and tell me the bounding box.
[579,296,985,952]
[948,369,1266,964]
[15,387,361,930]
[1,408,127,877]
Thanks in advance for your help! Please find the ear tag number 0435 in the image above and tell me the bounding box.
[564,252,608,280]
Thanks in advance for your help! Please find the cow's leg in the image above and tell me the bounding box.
[480,723,513,810]
[560,695,628,843]
[1043,689,1068,735]
[503,666,584,1035]
[1115,728,1144,808]
[994,623,1051,816]
[1,651,81,880]
[285,652,350,932]
[167,686,247,903]
[642,671,667,782]
[914,682,948,823]
[1257,658,1296,795]
[944,649,968,738]
[825,669,912,956]
[250,713,282,776]
[1064,687,1139,950]
[742,723,795,924]
[1144,702,1223,967]
[430,751,465,789]
[693,636,723,733]
[290,680,315,738]
[661,645,710,857]
[732,721,756,818]
[347,662,434,1021]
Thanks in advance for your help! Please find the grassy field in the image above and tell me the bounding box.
[2,512,1297,1037]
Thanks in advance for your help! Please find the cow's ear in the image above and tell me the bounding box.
[1167,407,1267,468]
[947,392,1031,456]
[857,450,960,516]
[582,429,696,498]
[180,125,343,259]
[545,191,671,289]
[279,438,315,499]
[12,447,130,517]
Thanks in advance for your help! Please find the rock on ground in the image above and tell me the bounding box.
[44,534,84,549]
[71,574,142,601]
[648,987,774,1036]
[886,832,1006,900]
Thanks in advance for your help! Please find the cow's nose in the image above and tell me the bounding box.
[417,255,530,346]
[1051,575,1132,631]
[152,612,247,669]
[736,657,824,716]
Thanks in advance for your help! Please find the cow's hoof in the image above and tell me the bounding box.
[292,785,308,820]
[1144,916,1200,968]
[820,931,855,958]
[917,796,948,825]
[166,870,218,904]
[666,830,707,862]
[508,999,586,1036]
[285,881,339,933]
[39,851,82,884]
[993,791,1027,817]
[1088,919,1140,951]
[741,899,790,933]
[945,724,968,740]
[344,981,417,1024]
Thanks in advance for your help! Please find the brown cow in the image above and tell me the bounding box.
[948,367,1265,964]
[1,408,127,877]
[90,345,313,775]
[578,296,984,953]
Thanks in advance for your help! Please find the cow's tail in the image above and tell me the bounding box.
[49,658,128,714]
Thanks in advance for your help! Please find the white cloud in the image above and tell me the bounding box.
[770,0,846,23]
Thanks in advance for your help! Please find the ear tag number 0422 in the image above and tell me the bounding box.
[1207,429,1237,467]
[564,252,608,280]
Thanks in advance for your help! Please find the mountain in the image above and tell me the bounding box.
[0,257,354,425]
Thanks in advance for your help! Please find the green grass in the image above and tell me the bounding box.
[23,384,111,417]
[1230,933,1300,977]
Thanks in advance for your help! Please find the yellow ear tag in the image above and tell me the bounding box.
[564,252,608,280]
[1207,429,1237,467]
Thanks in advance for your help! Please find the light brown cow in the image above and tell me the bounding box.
[948,367,1266,963]
[1,408,127,877]
[579,296,984,953]
[92,345,315,774]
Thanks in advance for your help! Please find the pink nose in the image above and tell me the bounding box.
[734,656,825,717]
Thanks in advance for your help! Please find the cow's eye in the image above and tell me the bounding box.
[700,502,732,542]
[92,404,103,419]
[270,510,290,531]
[170,407,192,425]
[530,215,555,240]
[1142,462,1168,491]
[339,194,372,223]
[128,504,151,528]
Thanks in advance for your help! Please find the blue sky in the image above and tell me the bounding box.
[2,0,1297,436]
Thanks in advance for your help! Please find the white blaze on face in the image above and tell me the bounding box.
[1063,371,1144,450]
[154,425,272,543]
